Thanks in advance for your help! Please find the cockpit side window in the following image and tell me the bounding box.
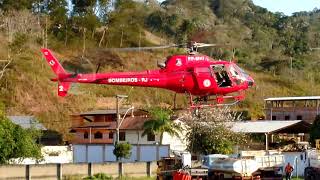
[211,65,232,87]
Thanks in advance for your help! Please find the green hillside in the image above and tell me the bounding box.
[1,0,320,140]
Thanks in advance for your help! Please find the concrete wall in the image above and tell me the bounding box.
[0,162,156,180]
[0,165,25,179]
[10,146,73,164]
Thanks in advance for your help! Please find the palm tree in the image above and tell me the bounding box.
[142,107,182,144]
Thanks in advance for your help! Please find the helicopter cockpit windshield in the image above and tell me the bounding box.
[230,64,253,86]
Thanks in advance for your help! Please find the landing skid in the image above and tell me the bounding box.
[188,92,245,109]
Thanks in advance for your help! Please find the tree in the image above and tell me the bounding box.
[0,0,35,11]
[71,0,102,34]
[184,107,246,155]
[113,142,132,161]
[309,115,320,147]
[47,0,68,25]
[0,115,42,164]
[142,107,182,145]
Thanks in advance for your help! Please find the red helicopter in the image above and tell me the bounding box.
[41,42,254,108]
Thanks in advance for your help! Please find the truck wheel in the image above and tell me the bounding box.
[212,174,219,180]
[253,176,261,180]
[304,167,313,180]
[208,172,214,180]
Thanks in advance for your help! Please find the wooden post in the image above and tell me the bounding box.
[146,162,151,177]
[265,133,268,151]
[295,157,298,179]
[26,165,31,180]
[118,162,123,177]
[156,144,160,160]
[88,163,92,177]
[137,144,140,161]
[57,163,62,180]
[82,28,86,58]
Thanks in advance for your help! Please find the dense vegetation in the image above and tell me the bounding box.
[0,104,42,163]
[184,108,246,155]
[0,0,320,140]
[310,115,320,147]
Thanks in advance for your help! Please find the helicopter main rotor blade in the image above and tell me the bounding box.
[103,45,178,52]
[194,43,231,48]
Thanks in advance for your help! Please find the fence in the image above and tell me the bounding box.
[0,162,157,180]
[73,144,170,163]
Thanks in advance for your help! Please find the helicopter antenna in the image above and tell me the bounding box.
[231,48,236,62]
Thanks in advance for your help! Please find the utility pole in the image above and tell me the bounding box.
[115,95,128,144]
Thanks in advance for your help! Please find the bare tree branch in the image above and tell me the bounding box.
[0,60,12,80]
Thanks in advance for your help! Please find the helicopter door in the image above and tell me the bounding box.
[193,67,216,90]
[211,65,232,87]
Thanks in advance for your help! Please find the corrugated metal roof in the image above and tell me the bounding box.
[231,120,303,133]
[79,109,147,116]
[71,116,151,130]
[80,109,128,115]
[7,116,47,130]
[264,96,320,101]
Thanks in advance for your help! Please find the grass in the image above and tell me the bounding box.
[64,175,155,180]
[284,177,303,180]
[117,176,155,180]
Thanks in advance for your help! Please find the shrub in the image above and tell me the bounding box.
[83,173,112,180]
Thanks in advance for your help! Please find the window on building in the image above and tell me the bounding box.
[147,133,155,141]
[285,115,290,120]
[109,132,114,139]
[84,132,89,139]
[272,116,276,120]
[94,131,103,139]
[119,132,126,141]
[297,115,302,120]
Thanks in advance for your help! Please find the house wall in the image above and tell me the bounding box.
[120,131,160,145]
[162,132,186,152]
[73,130,161,145]
[73,129,113,144]
[265,107,318,123]
[162,120,188,152]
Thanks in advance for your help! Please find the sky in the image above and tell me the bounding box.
[157,0,320,16]
[252,0,320,15]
